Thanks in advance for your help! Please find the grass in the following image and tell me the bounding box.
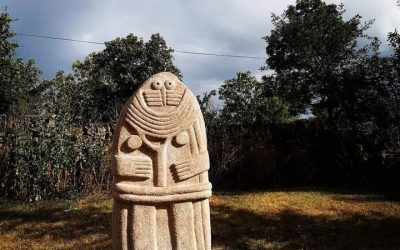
[0,188,399,249]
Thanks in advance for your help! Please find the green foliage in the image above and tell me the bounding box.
[73,33,181,123]
[262,0,400,142]
[41,71,85,124]
[1,71,112,200]
[207,0,400,187]
[388,29,400,68]
[263,0,373,120]
[205,72,292,184]
[256,0,400,187]
[197,90,218,127]
[1,116,112,200]
[219,71,291,125]
[0,10,17,59]
[0,11,41,116]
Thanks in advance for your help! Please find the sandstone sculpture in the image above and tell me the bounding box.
[112,72,212,250]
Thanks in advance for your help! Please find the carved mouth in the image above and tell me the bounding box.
[143,90,163,107]
[143,89,184,107]
[166,90,184,106]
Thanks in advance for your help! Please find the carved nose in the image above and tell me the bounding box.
[161,87,167,106]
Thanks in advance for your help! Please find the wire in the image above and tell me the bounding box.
[174,50,266,59]
[16,33,104,45]
[16,33,267,60]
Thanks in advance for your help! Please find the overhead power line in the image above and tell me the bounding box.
[173,50,265,59]
[16,33,267,60]
[17,33,104,45]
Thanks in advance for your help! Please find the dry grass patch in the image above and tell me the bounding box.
[0,189,399,249]
[0,193,112,249]
[211,189,400,249]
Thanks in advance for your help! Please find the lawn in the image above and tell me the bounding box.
[0,189,399,249]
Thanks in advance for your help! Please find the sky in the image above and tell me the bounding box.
[2,0,400,95]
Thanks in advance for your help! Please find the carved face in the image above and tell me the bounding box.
[140,73,185,112]
[124,72,198,138]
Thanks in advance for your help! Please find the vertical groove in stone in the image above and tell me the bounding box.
[172,202,197,250]
[193,120,204,153]
[131,205,157,250]
[202,199,211,250]
[199,116,207,147]
[194,201,205,250]
[166,205,177,250]
[189,125,199,155]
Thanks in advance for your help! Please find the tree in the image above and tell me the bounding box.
[41,71,83,123]
[196,90,219,127]
[219,71,290,125]
[388,29,400,74]
[0,10,41,116]
[261,0,400,187]
[263,0,374,126]
[73,33,181,123]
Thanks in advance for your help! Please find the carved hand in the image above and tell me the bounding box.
[172,161,193,181]
[132,163,152,179]
[113,155,153,179]
[172,151,210,182]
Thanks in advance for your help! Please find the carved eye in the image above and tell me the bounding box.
[126,135,142,150]
[164,81,176,90]
[175,132,189,146]
[151,81,163,90]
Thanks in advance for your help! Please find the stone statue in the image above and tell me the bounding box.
[111,72,212,250]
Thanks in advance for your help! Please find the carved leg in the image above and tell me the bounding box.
[192,199,212,250]
[193,201,205,250]
[201,199,211,250]
[130,205,157,250]
[171,202,197,250]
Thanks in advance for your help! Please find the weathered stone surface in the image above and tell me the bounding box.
[112,72,212,250]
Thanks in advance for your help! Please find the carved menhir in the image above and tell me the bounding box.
[112,72,212,250]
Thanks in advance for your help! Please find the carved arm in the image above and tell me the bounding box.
[112,154,152,179]
[172,151,210,181]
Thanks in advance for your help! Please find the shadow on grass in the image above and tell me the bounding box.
[0,204,112,249]
[1,192,400,249]
[211,204,400,250]
[216,186,400,202]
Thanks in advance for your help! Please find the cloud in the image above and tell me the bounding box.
[2,0,399,95]
[326,0,400,41]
